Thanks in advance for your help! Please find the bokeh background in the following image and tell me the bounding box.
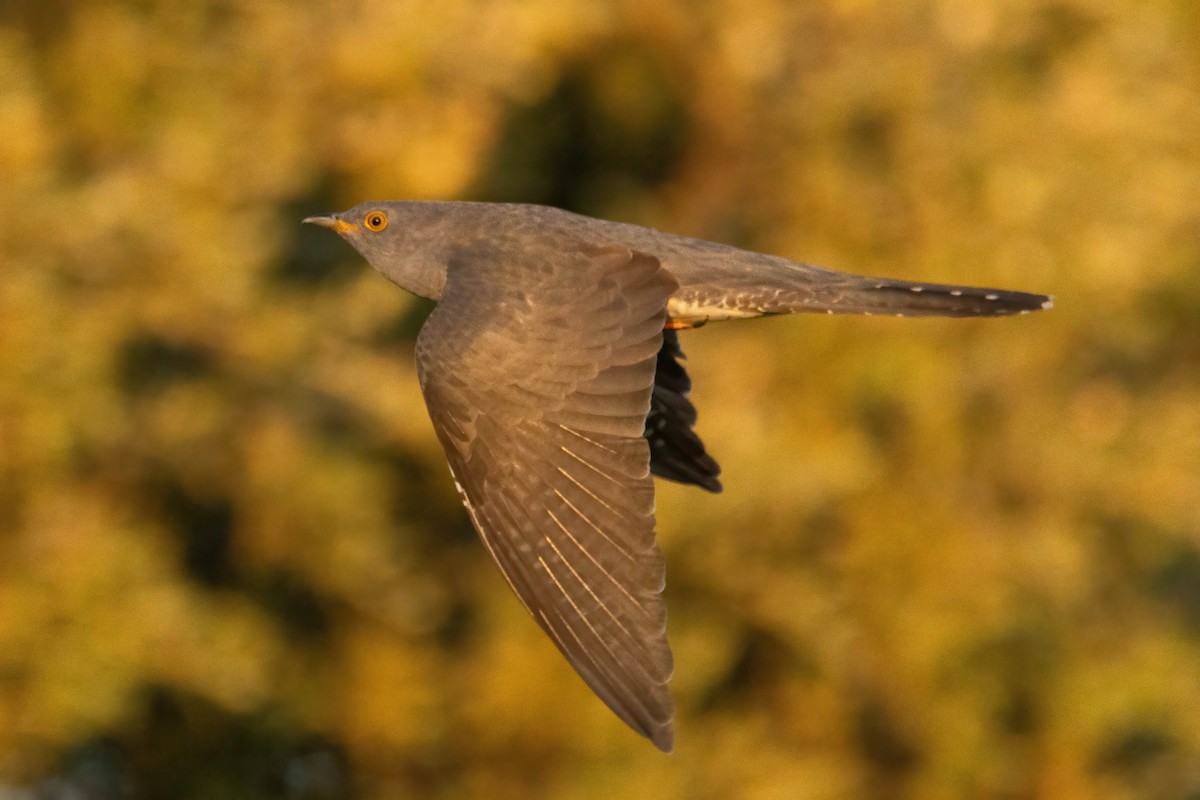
[2,0,1199,797]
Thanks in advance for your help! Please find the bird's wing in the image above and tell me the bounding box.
[414,245,680,751]
[646,330,722,493]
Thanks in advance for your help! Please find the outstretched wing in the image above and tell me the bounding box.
[414,245,680,751]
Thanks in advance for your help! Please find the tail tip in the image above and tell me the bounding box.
[1021,295,1054,314]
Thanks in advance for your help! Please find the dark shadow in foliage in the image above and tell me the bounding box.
[1134,262,1200,385]
[1094,514,1200,638]
[427,590,477,652]
[287,386,379,452]
[116,333,215,397]
[697,626,818,713]
[36,738,130,800]
[792,503,852,580]
[22,694,354,800]
[256,569,335,646]
[375,443,483,650]
[1151,543,1200,637]
[0,0,78,50]
[472,41,692,214]
[852,390,913,464]
[855,694,922,783]
[989,3,1100,93]
[1093,723,1200,800]
[111,688,356,800]
[139,468,239,588]
[379,443,478,549]
[955,609,1058,738]
[842,106,898,174]
[1096,725,1174,774]
[1075,265,1200,389]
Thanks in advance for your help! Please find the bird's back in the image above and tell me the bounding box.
[436,202,1050,323]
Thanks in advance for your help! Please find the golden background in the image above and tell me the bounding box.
[2,0,1198,797]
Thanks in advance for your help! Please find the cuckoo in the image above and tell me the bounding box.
[304,201,1051,751]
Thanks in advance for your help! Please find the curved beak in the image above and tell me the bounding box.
[303,214,358,235]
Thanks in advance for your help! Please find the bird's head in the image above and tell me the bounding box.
[303,201,448,300]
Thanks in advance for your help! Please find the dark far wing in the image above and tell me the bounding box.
[646,330,721,492]
[414,246,680,751]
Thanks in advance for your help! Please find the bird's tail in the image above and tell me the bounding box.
[665,254,1052,325]
[793,276,1054,317]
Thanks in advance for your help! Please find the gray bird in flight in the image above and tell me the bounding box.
[304,201,1051,751]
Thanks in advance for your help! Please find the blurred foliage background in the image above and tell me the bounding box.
[2,0,1199,797]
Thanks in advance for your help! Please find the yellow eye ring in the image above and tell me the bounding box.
[364,211,388,232]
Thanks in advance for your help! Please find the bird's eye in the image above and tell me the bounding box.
[364,211,388,232]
